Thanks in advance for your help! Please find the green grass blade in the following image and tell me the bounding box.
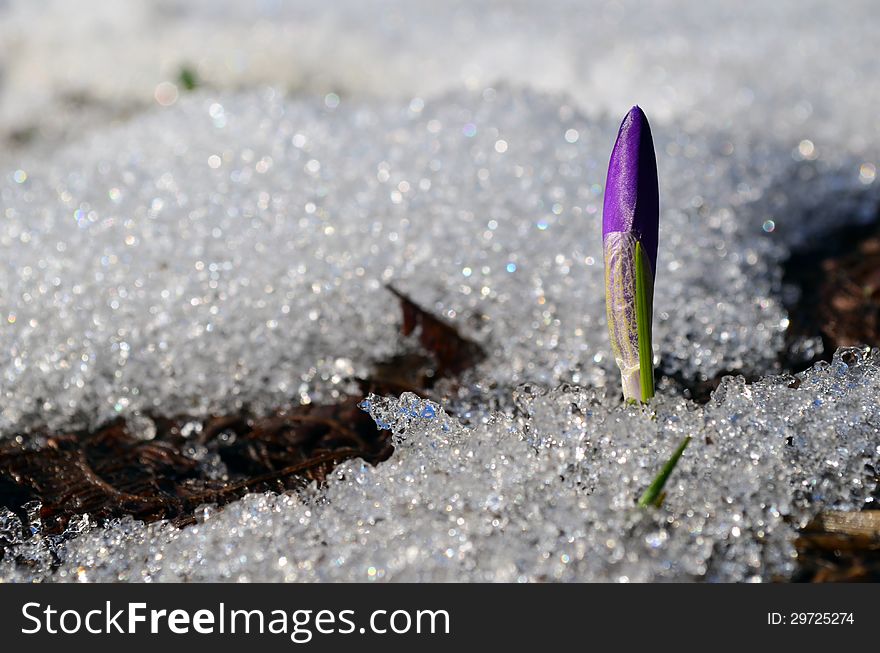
[638,435,691,508]
[634,241,655,402]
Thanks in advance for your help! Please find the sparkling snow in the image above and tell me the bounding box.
[0,0,878,582]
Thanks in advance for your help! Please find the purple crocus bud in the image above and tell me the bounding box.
[603,106,659,402]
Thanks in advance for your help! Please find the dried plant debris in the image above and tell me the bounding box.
[0,399,392,541]
[388,285,486,379]
[0,287,484,558]
[795,511,880,582]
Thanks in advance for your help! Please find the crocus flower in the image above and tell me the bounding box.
[603,106,659,402]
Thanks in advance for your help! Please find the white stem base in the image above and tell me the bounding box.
[620,367,643,403]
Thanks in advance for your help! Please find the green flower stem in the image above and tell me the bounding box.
[634,241,654,402]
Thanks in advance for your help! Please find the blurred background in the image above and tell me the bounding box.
[2,0,879,165]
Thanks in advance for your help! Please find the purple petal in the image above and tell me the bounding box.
[602,106,659,276]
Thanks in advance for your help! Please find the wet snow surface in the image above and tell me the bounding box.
[1,0,879,581]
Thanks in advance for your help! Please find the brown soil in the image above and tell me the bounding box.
[0,399,392,541]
